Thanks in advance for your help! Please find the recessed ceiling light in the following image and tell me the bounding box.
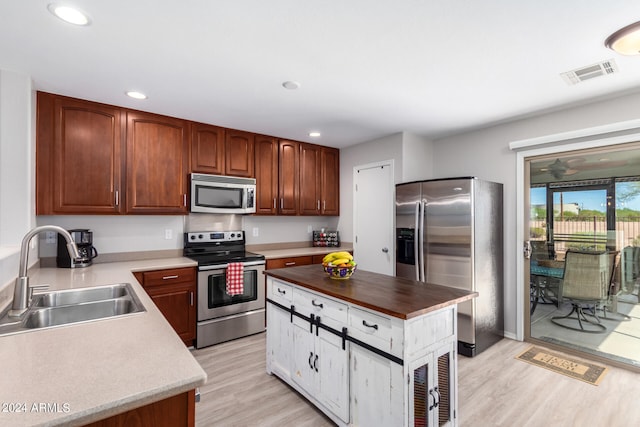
[309,131,321,137]
[126,91,147,100]
[599,158,610,161]
[282,81,300,90]
[48,3,91,26]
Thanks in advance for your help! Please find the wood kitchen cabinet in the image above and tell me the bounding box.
[37,92,190,215]
[299,143,340,216]
[36,92,124,214]
[191,122,225,175]
[134,267,197,347]
[126,111,190,214]
[254,135,279,214]
[266,255,313,270]
[278,139,300,215]
[225,129,255,177]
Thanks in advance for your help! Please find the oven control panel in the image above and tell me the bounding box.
[185,231,244,244]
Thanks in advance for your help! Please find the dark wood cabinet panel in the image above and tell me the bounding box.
[82,390,195,427]
[136,267,196,347]
[278,140,300,215]
[191,123,225,175]
[126,111,189,214]
[320,147,340,215]
[36,93,123,214]
[254,135,279,215]
[299,143,340,216]
[266,256,313,269]
[299,143,322,215]
[225,130,254,177]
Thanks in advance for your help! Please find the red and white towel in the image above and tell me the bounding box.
[226,263,244,296]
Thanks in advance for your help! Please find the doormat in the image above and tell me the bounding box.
[515,346,608,385]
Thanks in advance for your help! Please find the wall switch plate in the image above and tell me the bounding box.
[252,227,259,237]
[165,229,173,240]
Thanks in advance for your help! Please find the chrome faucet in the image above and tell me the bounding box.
[9,225,81,318]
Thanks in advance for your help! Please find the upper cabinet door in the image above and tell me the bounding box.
[278,140,300,215]
[254,135,279,215]
[321,147,340,215]
[299,143,322,215]
[36,93,123,214]
[225,130,255,177]
[191,123,225,175]
[125,111,189,214]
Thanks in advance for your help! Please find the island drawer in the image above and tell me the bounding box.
[293,288,348,328]
[348,306,402,355]
[269,278,293,306]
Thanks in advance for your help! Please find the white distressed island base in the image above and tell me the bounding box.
[264,265,477,427]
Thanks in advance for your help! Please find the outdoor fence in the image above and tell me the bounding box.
[530,215,640,254]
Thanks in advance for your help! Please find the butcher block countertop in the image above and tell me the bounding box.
[264,264,477,320]
[0,257,206,427]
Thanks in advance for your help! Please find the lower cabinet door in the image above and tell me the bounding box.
[350,344,403,427]
[144,282,196,346]
[408,341,456,427]
[266,303,292,379]
[317,329,349,422]
[292,318,316,394]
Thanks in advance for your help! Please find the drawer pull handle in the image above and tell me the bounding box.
[162,275,179,280]
[308,351,314,369]
[312,300,324,308]
[362,320,379,330]
[285,262,296,266]
[277,288,286,295]
[314,354,318,372]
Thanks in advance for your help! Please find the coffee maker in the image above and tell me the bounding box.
[57,229,98,268]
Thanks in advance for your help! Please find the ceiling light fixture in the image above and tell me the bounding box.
[605,20,640,55]
[282,81,300,90]
[126,91,147,100]
[47,3,91,26]
[309,131,321,137]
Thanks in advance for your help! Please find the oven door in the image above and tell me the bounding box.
[197,261,265,321]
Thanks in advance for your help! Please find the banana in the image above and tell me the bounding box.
[323,251,353,264]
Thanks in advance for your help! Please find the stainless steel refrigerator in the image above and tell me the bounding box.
[396,177,503,357]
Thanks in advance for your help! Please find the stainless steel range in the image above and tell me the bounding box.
[183,231,266,348]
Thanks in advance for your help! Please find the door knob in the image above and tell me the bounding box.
[382,247,389,253]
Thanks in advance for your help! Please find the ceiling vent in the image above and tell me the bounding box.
[560,59,618,85]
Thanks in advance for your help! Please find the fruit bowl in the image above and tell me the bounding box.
[323,263,357,280]
[321,251,356,280]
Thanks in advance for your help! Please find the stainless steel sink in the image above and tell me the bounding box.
[32,283,130,307]
[0,283,145,336]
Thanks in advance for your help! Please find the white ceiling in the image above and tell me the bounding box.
[2,1,640,149]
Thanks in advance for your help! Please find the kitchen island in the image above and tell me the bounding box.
[0,257,206,427]
[264,265,477,427]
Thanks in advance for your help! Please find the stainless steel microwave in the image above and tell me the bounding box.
[190,173,256,214]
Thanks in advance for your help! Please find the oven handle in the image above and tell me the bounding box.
[197,260,266,271]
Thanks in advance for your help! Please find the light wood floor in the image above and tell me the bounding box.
[192,332,640,426]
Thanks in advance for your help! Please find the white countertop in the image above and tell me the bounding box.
[0,257,206,427]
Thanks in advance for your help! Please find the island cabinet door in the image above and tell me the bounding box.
[316,329,349,422]
[408,341,456,427]
[266,301,292,379]
[292,316,316,394]
[350,345,404,427]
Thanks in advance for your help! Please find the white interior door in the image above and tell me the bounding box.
[353,161,394,275]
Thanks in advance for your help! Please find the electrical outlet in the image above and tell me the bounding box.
[165,229,173,240]
[307,225,313,233]
[252,227,259,237]
[45,231,56,244]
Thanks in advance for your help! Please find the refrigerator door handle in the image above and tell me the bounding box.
[419,200,426,282]
[414,201,421,281]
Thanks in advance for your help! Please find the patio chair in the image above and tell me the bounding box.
[551,250,614,333]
